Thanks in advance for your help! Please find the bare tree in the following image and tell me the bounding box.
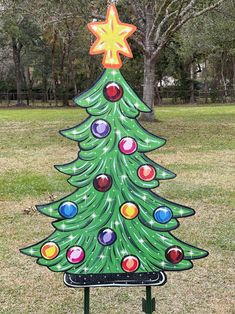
[125,0,225,120]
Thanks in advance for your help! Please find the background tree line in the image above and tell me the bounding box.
[0,0,234,118]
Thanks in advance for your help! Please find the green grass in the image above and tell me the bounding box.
[0,105,234,314]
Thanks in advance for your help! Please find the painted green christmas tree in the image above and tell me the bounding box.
[21,4,208,287]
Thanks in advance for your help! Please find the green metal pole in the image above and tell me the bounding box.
[84,287,90,314]
[142,286,156,314]
[146,286,152,314]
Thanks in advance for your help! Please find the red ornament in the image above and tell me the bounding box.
[104,82,123,102]
[138,165,156,181]
[165,246,184,264]
[121,255,139,272]
[93,174,112,192]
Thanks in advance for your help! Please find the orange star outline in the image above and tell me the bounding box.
[87,4,137,69]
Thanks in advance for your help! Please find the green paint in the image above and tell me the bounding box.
[21,69,207,278]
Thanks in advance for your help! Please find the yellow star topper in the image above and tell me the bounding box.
[87,4,137,69]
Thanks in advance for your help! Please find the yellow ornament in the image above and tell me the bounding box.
[120,202,139,219]
[87,4,137,69]
[41,242,59,260]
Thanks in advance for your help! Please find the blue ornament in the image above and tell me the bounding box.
[154,206,172,224]
[91,120,111,138]
[59,201,78,219]
[98,228,116,246]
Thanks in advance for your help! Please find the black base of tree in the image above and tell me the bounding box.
[64,271,166,288]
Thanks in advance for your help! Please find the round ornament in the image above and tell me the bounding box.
[119,137,137,155]
[98,228,117,246]
[67,246,85,264]
[165,246,184,264]
[104,82,123,102]
[153,206,173,224]
[59,201,78,219]
[41,242,59,260]
[93,174,112,192]
[91,120,111,138]
[138,165,156,181]
[122,256,139,272]
[120,202,139,219]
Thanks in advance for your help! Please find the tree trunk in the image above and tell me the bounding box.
[51,29,58,105]
[155,81,162,105]
[190,59,196,104]
[142,56,156,121]
[232,55,235,101]
[25,67,34,106]
[60,41,69,106]
[204,58,209,104]
[221,53,228,103]
[12,37,23,106]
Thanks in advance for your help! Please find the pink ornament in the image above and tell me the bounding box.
[119,137,137,155]
[67,246,85,264]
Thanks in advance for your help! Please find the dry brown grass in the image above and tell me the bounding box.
[0,106,234,314]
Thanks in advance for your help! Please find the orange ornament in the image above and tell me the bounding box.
[41,242,59,260]
[120,202,139,219]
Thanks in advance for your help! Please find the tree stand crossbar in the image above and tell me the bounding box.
[83,286,156,314]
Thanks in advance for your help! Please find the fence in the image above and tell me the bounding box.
[0,89,235,107]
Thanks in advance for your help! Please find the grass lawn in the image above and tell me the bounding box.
[0,105,234,314]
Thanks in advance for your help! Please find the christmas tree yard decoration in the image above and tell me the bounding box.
[21,3,208,312]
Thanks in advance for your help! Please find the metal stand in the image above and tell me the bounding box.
[142,286,156,314]
[83,286,156,314]
[84,287,90,314]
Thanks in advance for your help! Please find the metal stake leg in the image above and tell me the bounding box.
[142,286,156,314]
[84,287,90,314]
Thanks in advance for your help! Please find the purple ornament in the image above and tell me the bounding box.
[98,228,117,246]
[91,120,111,138]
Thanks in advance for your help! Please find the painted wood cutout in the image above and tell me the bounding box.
[21,4,208,288]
